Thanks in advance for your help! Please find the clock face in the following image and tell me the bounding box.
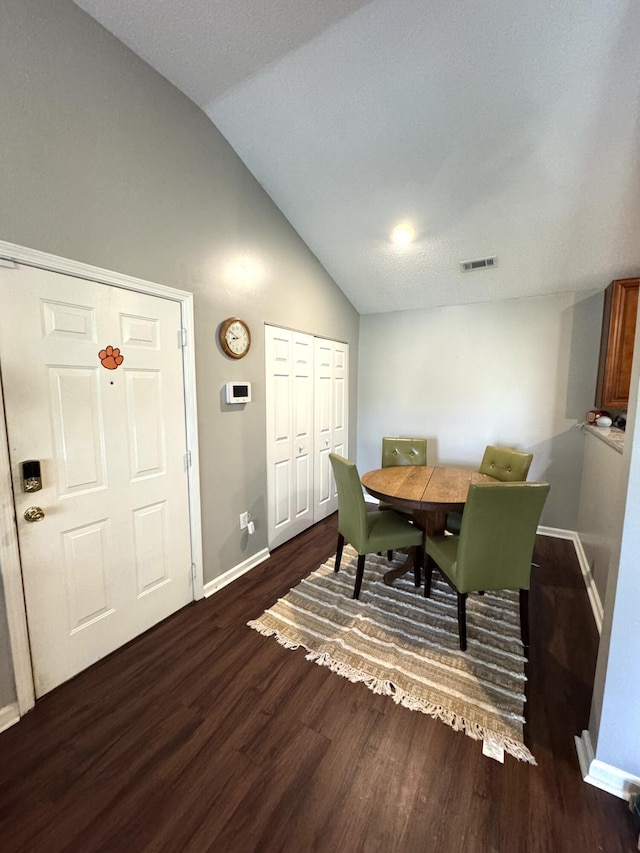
[220,318,251,359]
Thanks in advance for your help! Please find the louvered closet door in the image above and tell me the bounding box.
[265,325,314,549]
[0,264,193,697]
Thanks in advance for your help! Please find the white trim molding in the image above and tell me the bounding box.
[204,548,270,598]
[545,531,632,803]
[0,703,20,734]
[0,240,204,719]
[537,526,603,634]
[575,730,640,801]
[0,370,36,715]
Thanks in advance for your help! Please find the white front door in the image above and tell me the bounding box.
[265,325,314,549]
[313,338,348,521]
[0,264,194,697]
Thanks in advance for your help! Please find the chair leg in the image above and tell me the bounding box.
[457,592,468,651]
[387,550,393,562]
[335,533,344,573]
[519,588,530,651]
[413,545,423,588]
[353,553,366,599]
[423,555,434,597]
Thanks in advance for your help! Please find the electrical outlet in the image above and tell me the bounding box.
[239,511,250,530]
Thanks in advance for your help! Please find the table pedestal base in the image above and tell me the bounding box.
[382,509,446,586]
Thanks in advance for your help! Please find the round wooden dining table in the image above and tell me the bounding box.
[361,465,497,585]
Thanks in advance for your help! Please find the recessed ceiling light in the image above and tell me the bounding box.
[391,223,415,245]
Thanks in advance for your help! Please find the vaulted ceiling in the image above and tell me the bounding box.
[72,0,640,313]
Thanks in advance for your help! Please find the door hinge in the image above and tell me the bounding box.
[191,563,197,584]
[180,328,187,348]
[186,450,192,468]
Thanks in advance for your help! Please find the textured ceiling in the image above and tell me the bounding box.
[73,0,640,314]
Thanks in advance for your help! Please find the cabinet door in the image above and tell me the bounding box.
[595,278,639,409]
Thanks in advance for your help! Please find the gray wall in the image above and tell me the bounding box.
[588,310,640,782]
[357,291,603,530]
[576,431,626,607]
[0,0,359,705]
[0,579,15,708]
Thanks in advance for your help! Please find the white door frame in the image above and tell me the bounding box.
[0,240,203,717]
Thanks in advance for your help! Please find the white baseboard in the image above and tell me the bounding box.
[0,702,20,734]
[575,730,640,801]
[537,526,603,634]
[537,524,576,540]
[203,548,270,597]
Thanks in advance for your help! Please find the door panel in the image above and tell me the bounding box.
[125,370,166,478]
[42,299,97,341]
[120,314,159,348]
[266,326,314,548]
[333,342,348,451]
[50,367,106,494]
[317,448,332,504]
[274,459,291,528]
[133,501,170,594]
[63,520,114,632]
[313,338,349,521]
[0,263,193,697]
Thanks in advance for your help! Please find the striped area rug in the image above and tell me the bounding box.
[248,544,535,764]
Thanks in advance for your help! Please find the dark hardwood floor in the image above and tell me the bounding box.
[1,513,637,852]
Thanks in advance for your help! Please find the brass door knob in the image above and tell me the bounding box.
[24,506,45,522]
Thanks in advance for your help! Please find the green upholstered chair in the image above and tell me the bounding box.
[425,481,549,651]
[445,445,533,535]
[379,437,428,562]
[381,436,428,469]
[329,453,424,599]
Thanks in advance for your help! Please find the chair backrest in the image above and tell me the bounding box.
[381,437,427,468]
[456,482,550,592]
[479,445,533,482]
[329,453,368,550]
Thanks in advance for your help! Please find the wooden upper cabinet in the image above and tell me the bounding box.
[595,277,639,409]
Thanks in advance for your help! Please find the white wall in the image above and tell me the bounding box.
[357,290,603,530]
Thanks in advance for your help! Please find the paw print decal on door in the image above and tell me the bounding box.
[98,345,124,370]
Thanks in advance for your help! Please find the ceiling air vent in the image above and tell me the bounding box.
[460,256,497,272]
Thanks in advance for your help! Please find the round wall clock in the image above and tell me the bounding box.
[220,317,251,359]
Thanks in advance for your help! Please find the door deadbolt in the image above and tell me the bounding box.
[24,506,45,522]
[21,460,42,492]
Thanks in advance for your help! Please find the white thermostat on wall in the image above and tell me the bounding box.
[225,381,252,404]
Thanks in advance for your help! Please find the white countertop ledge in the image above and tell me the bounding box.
[582,423,625,454]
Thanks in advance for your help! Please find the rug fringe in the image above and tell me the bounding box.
[247,619,303,651]
[247,619,536,765]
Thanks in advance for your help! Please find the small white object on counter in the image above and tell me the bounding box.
[596,415,613,427]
